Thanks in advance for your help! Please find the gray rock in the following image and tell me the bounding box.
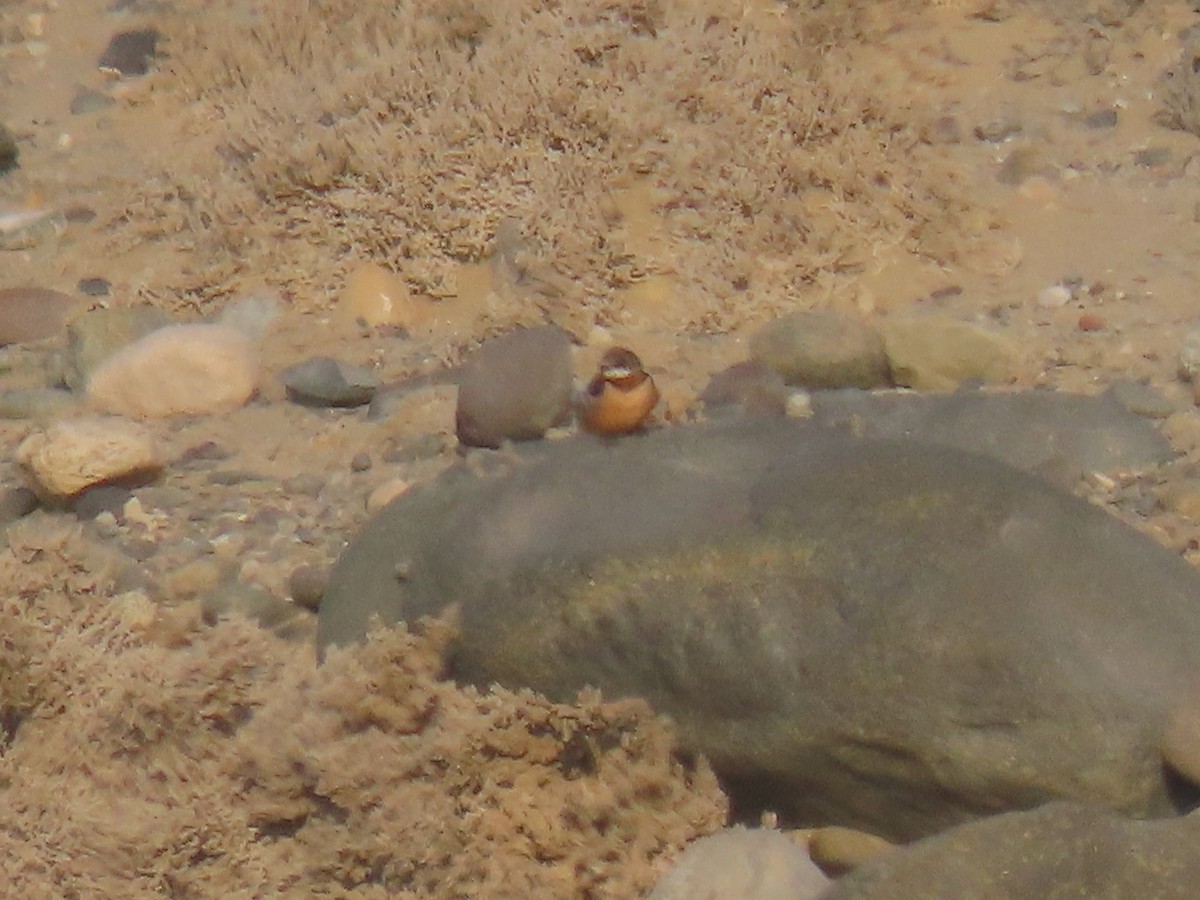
[700,361,790,418]
[320,419,1200,841]
[64,306,173,391]
[201,582,302,632]
[825,803,1200,900]
[281,357,380,408]
[650,827,829,900]
[97,29,162,77]
[455,326,573,448]
[750,312,890,390]
[806,389,1172,485]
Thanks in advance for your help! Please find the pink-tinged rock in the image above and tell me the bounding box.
[86,324,259,418]
[0,287,79,344]
[16,416,163,501]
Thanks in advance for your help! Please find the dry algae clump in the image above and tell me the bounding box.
[117,0,991,336]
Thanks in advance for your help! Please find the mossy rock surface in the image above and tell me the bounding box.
[321,419,1200,840]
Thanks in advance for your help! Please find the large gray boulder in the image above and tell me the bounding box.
[319,419,1200,840]
[824,803,1200,900]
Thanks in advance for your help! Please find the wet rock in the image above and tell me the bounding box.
[806,389,1172,486]
[0,287,78,344]
[97,29,162,76]
[455,326,573,448]
[750,312,890,390]
[880,317,1018,390]
[16,416,162,502]
[321,419,1200,840]
[649,827,828,900]
[281,356,380,408]
[87,324,258,418]
[699,361,789,418]
[64,306,173,390]
[826,803,1200,900]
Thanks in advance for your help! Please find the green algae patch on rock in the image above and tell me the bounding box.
[320,420,1200,841]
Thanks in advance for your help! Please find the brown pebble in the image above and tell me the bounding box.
[807,826,896,878]
[350,452,373,472]
[287,565,328,612]
[1078,313,1105,332]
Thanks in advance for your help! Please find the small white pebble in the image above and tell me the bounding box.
[1036,284,1072,309]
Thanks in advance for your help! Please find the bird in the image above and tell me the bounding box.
[579,347,659,436]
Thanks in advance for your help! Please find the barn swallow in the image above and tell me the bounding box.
[579,347,659,436]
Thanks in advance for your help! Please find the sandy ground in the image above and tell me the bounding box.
[6,0,1200,895]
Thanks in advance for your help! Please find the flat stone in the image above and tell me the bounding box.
[321,419,1200,840]
[750,312,890,390]
[281,356,380,408]
[87,324,258,418]
[826,803,1200,900]
[16,416,163,501]
[881,317,1019,390]
[455,326,573,448]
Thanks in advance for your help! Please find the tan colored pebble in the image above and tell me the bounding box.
[807,826,896,878]
[340,263,427,329]
[15,416,163,501]
[367,478,411,513]
[87,324,258,418]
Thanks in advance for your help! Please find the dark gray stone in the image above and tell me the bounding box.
[281,356,380,408]
[97,29,161,77]
[319,419,1200,841]
[455,326,573,448]
[826,803,1200,900]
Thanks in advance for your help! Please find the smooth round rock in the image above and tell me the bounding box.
[650,827,829,900]
[87,324,258,418]
[881,317,1019,391]
[700,361,789,418]
[16,416,163,501]
[826,802,1200,900]
[455,326,573,448]
[0,287,78,345]
[281,356,380,408]
[321,419,1200,840]
[750,311,890,389]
